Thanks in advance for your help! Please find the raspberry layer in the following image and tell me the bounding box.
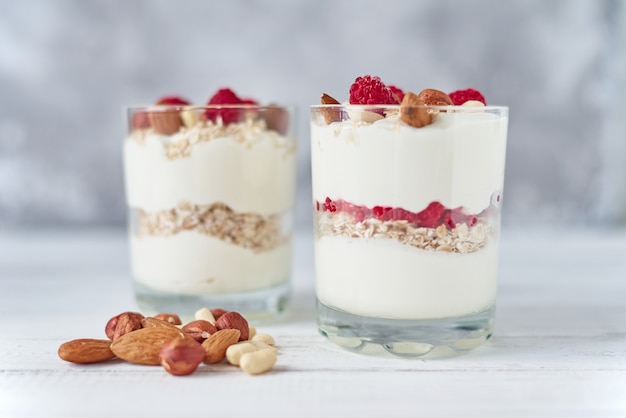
[316,197,482,230]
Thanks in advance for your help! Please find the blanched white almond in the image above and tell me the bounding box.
[251,333,275,346]
[346,108,384,123]
[247,325,257,340]
[226,341,257,366]
[239,349,277,375]
[180,107,200,128]
[194,307,216,325]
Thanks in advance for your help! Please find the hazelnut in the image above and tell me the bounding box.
[215,311,249,341]
[105,311,144,341]
[417,89,453,106]
[210,308,229,321]
[159,337,205,376]
[182,320,217,343]
[400,92,432,128]
[153,313,182,326]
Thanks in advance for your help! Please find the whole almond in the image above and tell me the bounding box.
[215,311,249,341]
[105,311,144,341]
[153,313,182,326]
[320,93,343,124]
[180,107,200,128]
[225,341,257,366]
[58,339,115,364]
[418,89,453,106]
[149,110,182,135]
[239,349,277,375]
[141,317,181,331]
[400,92,432,128]
[195,307,216,324]
[202,328,241,364]
[182,320,217,343]
[111,326,184,365]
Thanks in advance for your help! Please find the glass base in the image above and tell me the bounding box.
[133,280,290,324]
[317,300,494,358]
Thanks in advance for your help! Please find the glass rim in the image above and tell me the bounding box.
[126,104,296,111]
[311,104,508,111]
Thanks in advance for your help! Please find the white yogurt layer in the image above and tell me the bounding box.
[311,111,508,214]
[124,130,296,214]
[131,231,291,294]
[315,236,498,319]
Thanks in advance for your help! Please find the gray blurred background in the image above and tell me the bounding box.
[1,0,625,230]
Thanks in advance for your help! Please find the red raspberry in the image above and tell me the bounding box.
[349,75,399,105]
[208,88,243,105]
[388,85,405,102]
[415,202,446,228]
[241,98,259,105]
[448,88,487,105]
[206,88,245,124]
[155,96,190,106]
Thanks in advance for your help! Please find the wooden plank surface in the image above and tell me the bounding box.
[1,227,625,417]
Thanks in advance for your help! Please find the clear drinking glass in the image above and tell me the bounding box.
[123,104,297,321]
[310,103,509,357]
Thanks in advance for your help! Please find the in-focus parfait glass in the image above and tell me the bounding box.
[310,102,508,357]
[123,104,297,321]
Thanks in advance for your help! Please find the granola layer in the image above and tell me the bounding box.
[136,201,288,253]
[316,211,489,254]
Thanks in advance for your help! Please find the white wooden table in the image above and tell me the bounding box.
[1,227,625,417]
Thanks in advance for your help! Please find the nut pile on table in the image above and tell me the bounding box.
[57,308,278,376]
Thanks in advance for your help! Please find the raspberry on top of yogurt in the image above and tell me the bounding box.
[324,75,487,109]
[349,75,400,105]
[448,88,487,105]
[321,75,487,128]
[205,88,259,124]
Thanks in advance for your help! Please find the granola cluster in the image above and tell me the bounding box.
[316,211,489,254]
[129,117,296,161]
[136,202,287,252]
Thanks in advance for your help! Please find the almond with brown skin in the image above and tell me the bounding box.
[141,317,182,331]
[58,339,115,364]
[418,89,453,106]
[400,92,432,128]
[149,109,182,135]
[320,93,343,124]
[111,326,185,365]
[215,311,249,341]
[202,328,241,364]
[105,311,144,341]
